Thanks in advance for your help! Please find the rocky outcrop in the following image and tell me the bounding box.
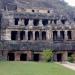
[0,0,75,19]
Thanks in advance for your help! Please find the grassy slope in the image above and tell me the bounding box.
[0,62,75,75]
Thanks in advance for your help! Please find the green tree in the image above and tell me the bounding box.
[68,54,75,63]
[42,49,53,62]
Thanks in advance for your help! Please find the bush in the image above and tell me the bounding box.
[68,54,75,63]
[42,49,53,62]
[68,57,74,63]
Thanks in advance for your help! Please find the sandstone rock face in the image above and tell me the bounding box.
[0,0,75,19]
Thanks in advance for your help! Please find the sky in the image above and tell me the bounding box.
[65,0,75,6]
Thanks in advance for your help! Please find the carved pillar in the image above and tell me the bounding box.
[18,19,25,26]
[18,31,20,40]
[9,17,14,25]
[18,19,22,25]
[65,30,68,40]
[51,30,53,41]
[29,20,33,27]
[5,29,11,40]
[47,20,49,26]
[1,29,7,40]
[72,30,75,40]
[39,20,43,26]
[47,30,50,40]
[57,20,61,25]
[33,31,35,40]
[3,51,8,60]
[62,51,68,61]
[39,31,42,40]
[65,21,70,25]
[15,52,20,61]
[57,30,60,38]
[27,51,32,61]
[48,20,51,26]
[21,19,24,26]
[25,30,28,41]
[53,53,57,61]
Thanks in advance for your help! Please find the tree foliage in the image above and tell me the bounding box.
[68,54,75,63]
[42,49,53,62]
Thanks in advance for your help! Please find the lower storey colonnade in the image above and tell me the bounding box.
[0,50,75,62]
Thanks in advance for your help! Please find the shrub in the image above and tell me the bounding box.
[68,54,75,63]
[68,56,73,63]
[42,49,53,62]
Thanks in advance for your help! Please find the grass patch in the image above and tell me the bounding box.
[0,61,75,75]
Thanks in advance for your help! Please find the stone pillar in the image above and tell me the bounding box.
[39,53,42,61]
[21,19,24,26]
[15,52,20,61]
[3,51,8,60]
[33,31,35,40]
[71,52,75,63]
[18,19,22,25]
[27,51,32,61]
[62,51,68,62]
[40,53,43,61]
[24,31,26,40]
[57,30,60,38]
[72,30,75,40]
[0,51,2,56]
[5,29,11,40]
[53,53,57,61]
[9,17,14,25]
[47,20,49,26]
[1,29,7,40]
[57,20,61,25]
[39,31,42,40]
[48,20,50,24]
[29,20,33,27]
[0,51,3,60]
[18,31,20,40]
[51,30,53,41]
[65,21,70,25]
[48,20,50,26]
[47,30,50,40]
[65,30,68,40]
[25,30,28,40]
[39,20,43,27]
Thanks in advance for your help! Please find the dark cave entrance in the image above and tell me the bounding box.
[20,54,27,61]
[8,53,15,61]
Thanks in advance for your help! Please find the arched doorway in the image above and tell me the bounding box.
[42,19,48,26]
[20,31,25,40]
[20,54,27,61]
[33,54,40,61]
[8,53,15,61]
[35,31,39,40]
[33,19,39,26]
[57,53,62,62]
[42,31,46,40]
[53,31,57,41]
[67,31,72,40]
[28,31,33,40]
[60,31,64,40]
[11,31,18,40]
[24,18,29,26]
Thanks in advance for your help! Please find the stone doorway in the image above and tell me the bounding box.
[57,53,62,62]
[33,54,40,61]
[8,53,15,61]
[20,54,27,61]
